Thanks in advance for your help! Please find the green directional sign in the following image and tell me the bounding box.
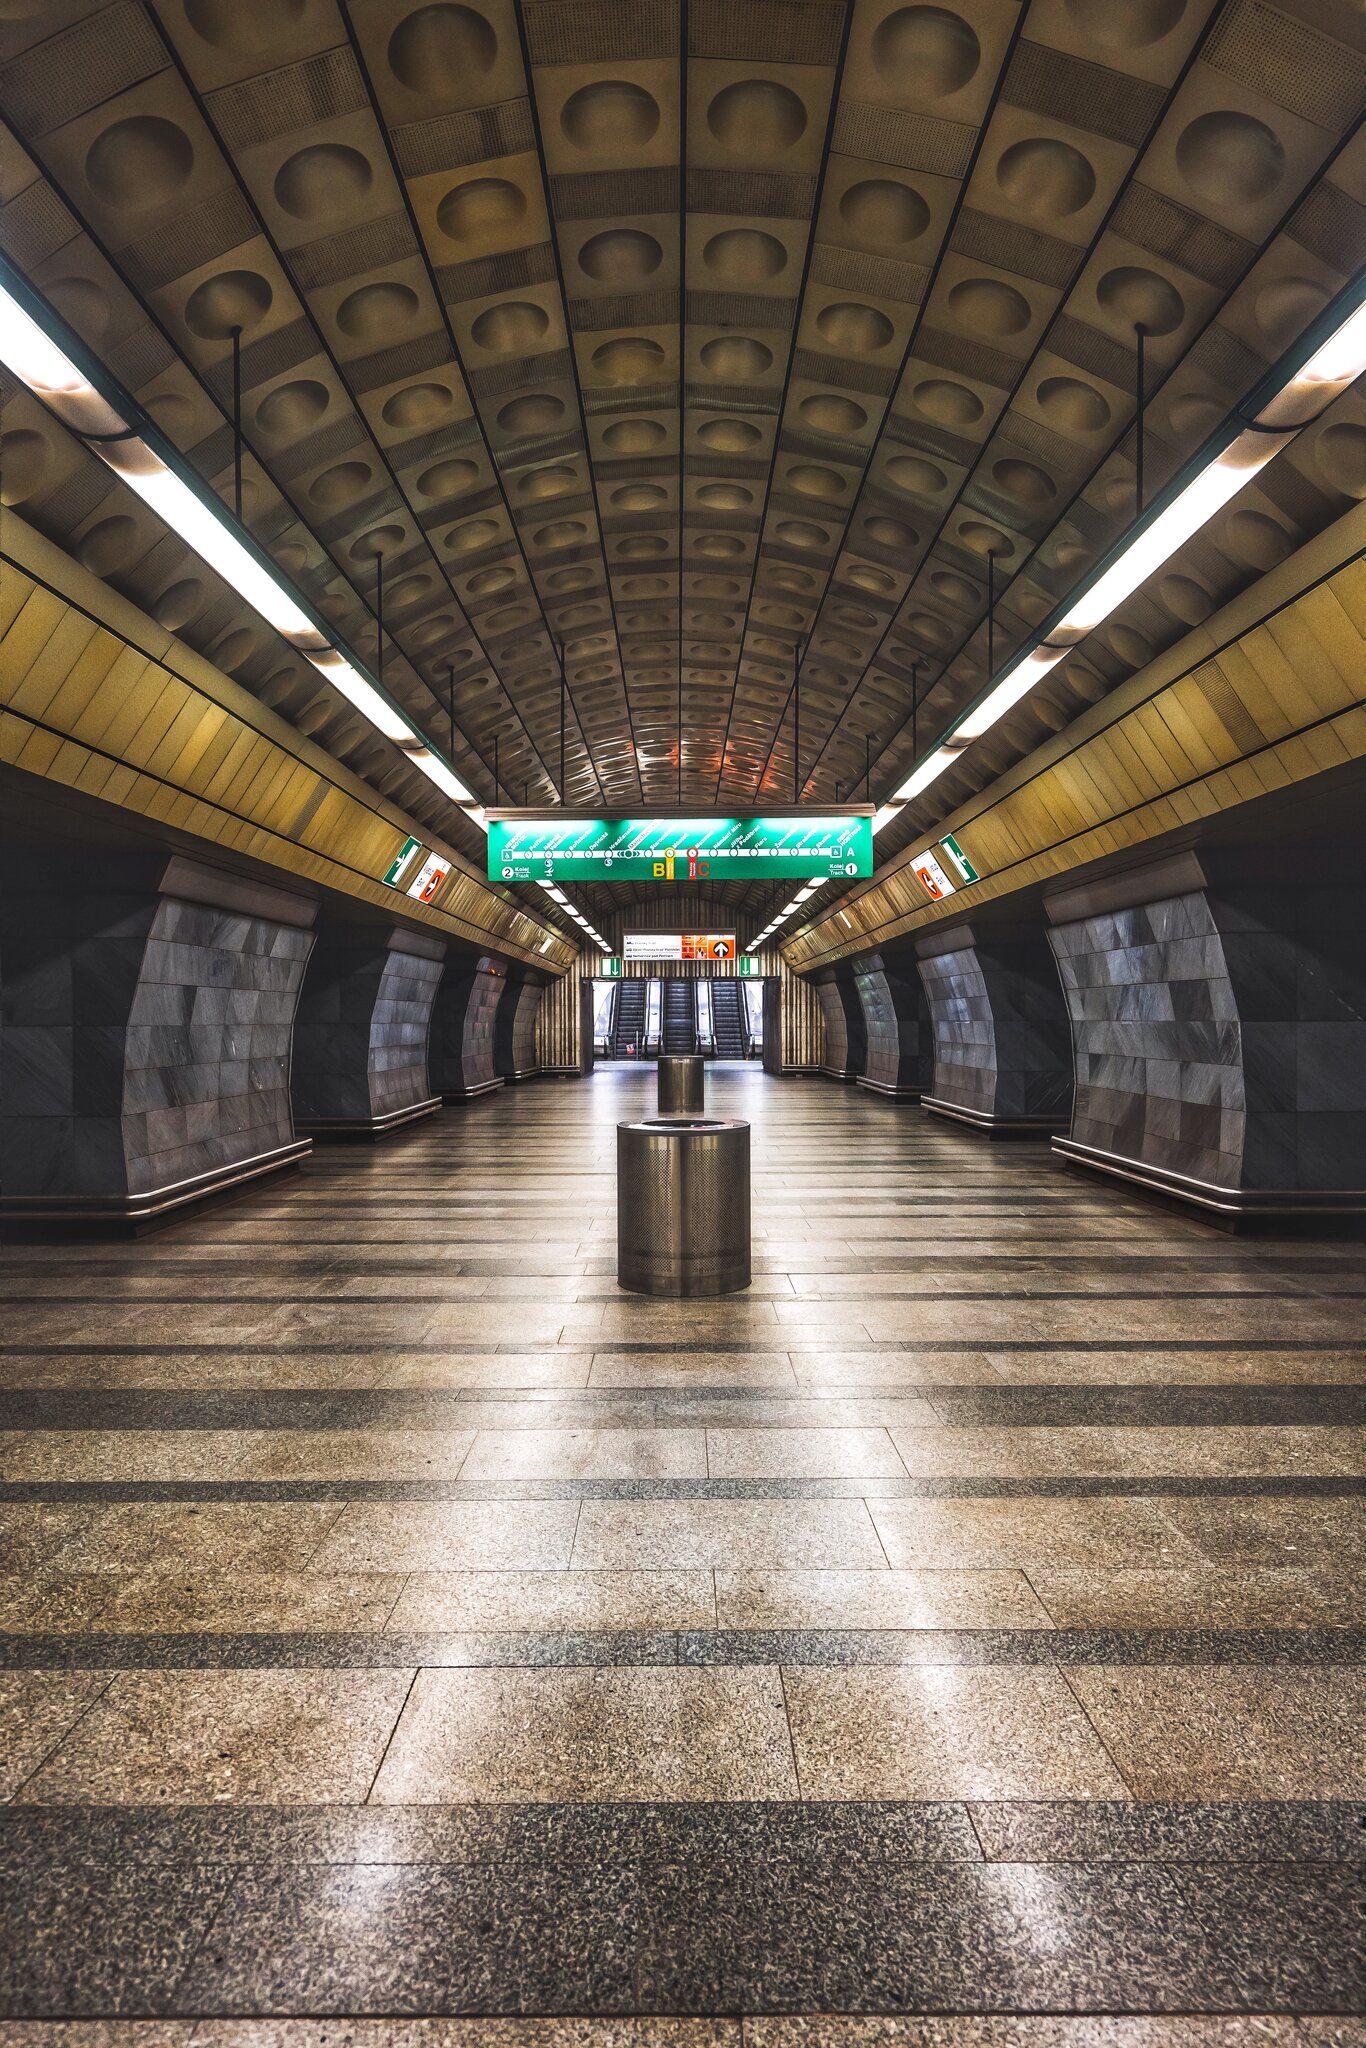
[488,815,873,885]
[383,835,422,887]
[940,832,980,885]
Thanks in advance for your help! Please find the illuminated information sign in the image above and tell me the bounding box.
[623,933,736,962]
[489,815,873,884]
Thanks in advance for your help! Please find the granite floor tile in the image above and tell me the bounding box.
[15,1669,412,1805]
[382,1354,596,1389]
[385,1571,716,1633]
[0,1571,405,1636]
[0,1432,479,1483]
[46,1505,343,1574]
[369,1667,799,1802]
[868,1500,1195,1570]
[1064,1667,1365,1798]
[0,1671,110,1798]
[571,1500,888,1570]
[309,1503,581,1572]
[783,1668,1128,1800]
[706,1428,913,1479]
[1027,1568,1363,1629]
[0,1505,94,1572]
[788,1355,1004,1387]
[458,1431,708,1482]
[587,1354,800,1388]
[1161,1496,1366,1568]
[967,1799,1365,1864]
[713,1570,1054,1631]
[1171,1863,1365,2010]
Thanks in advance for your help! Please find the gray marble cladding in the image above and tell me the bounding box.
[494,968,545,1079]
[430,957,504,1095]
[292,926,443,1126]
[815,963,865,1079]
[0,857,312,1201]
[917,933,1074,1125]
[855,956,932,1095]
[1050,876,1366,1193]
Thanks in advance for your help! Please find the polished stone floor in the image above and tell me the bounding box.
[0,1063,1361,2045]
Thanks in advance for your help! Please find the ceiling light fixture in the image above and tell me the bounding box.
[0,258,483,820]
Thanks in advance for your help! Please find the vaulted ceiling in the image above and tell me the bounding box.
[1,0,1363,939]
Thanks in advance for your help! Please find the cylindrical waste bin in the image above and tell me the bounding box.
[657,1053,704,1115]
[617,1116,750,1297]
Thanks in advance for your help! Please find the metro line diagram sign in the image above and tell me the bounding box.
[488,815,873,884]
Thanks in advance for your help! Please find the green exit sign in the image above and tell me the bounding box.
[603,956,622,977]
[739,955,761,976]
[383,836,422,887]
[940,833,980,885]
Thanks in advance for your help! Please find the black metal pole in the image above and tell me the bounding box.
[494,732,500,801]
[1135,322,1147,517]
[230,325,243,525]
[910,659,921,771]
[447,664,455,762]
[375,553,384,687]
[864,732,872,799]
[558,643,566,804]
[793,645,800,807]
[986,551,999,681]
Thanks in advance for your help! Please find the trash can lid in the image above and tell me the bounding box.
[618,1117,748,1135]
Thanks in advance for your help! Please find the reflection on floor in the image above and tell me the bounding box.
[0,1062,1361,2041]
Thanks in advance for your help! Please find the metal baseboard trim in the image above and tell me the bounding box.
[440,1078,505,1101]
[857,1076,923,1102]
[818,1066,860,1082]
[0,1138,311,1232]
[1054,1135,1366,1221]
[297,1097,443,1141]
[923,1095,1068,1138]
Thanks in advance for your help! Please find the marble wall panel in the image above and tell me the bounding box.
[854,955,932,1101]
[815,963,866,1081]
[292,923,444,1134]
[916,927,1074,1132]
[429,954,506,1099]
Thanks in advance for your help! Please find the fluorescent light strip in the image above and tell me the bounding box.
[0,265,483,822]
[869,280,1366,833]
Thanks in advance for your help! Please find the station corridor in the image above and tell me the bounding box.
[0,1064,1361,2034]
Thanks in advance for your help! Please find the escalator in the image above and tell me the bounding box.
[711,978,747,1058]
[662,979,696,1053]
[610,977,646,1057]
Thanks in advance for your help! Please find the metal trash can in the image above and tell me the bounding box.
[617,1116,750,1297]
[657,1053,704,1115]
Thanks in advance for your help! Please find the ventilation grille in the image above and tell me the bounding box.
[810,243,929,305]
[0,179,77,269]
[1185,321,1268,399]
[440,243,558,304]
[913,325,1022,390]
[108,323,177,392]
[1047,315,1136,393]
[790,347,895,396]
[569,287,679,329]
[881,414,979,468]
[1111,185,1254,290]
[207,47,366,152]
[394,102,536,177]
[689,0,845,64]
[0,3,163,138]
[1287,180,1366,270]
[525,0,676,63]
[292,212,420,292]
[346,329,455,395]
[203,319,318,401]
[950,209,1077,291]
[551,168,680,220]
[1003,41,1165,148]
[1204,0,1366,127]
[682,380,777,411]
[272,416,371,484]
[686,168,818,219]
[387,416,485,470]
[120,188,259,292]
[831,104,975,179]
[685,288,794,330]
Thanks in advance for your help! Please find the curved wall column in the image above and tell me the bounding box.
[854,954,932,1102]
[916,923,1073,1135]
[0,849,314,1222]
[495,967,546,1082]
[1048,851,1366,1218]
[292,923,445,1137]
[430,953,506,1101]
[815,963,866,1081]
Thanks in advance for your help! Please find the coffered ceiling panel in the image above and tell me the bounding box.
[1,0,1362,933]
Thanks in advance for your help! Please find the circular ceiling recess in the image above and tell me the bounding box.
[436,176,526,242]
[618,535,669,557]
[612,483,667,510]
[387,5,497,93]
[700,335,772,378]
[578,228,663,284]
[1095,264,1184,337]
[788,464,846,499]
[1175,109,1285,208]
[257,377,329,437]
[350,523,405,559]
[959,518,1012,555]
[466,566,514,597]
[696,575,742,597]
[1064,0,1185,46]
[1254,276,1330,350]
[696,533,746,556]
[847,564,895,592]
[912,377,983,427]
[931,569,979,606]
[0,428,50,505]
[947,276,1030,336]
[561,80,660,151]
[860,517,915,553]
[85,115,193,209]
[994,457,1055,503]
[535,520,587,549]
[498,392,563,434]
[593,336,665,382]
[78,514,138,575]
[417,457,480,499]
[382,382,452,430]
[703,228,787,284]
[816,301,894,353]
[1158,572,1214,624]
[46,277,110,339]
[471,300,549,353]
[886,455,948,496]
[800,393,867,435]
[699,482,753,510]
[184,269,273,340]
[697,416,761,452]
[309,461,372,510]
[519,464,576,499]
[707,79,807,156]
[1223,508,1291,570]
[185,0,306,51]
[604,417,667,453]
[777,519,828,548]
[337,281,420,342]
[872,7,981,98]
[151,578,204,631]
[274,143,372,222]
[840,177,930,245]
[1036,374,1110,433]
[995,137,1096,220]
[1315,422,1366,499]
